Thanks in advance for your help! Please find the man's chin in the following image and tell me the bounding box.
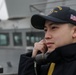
[47,48,55,53]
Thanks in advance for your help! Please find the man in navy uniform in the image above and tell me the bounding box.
[18,6,76,75]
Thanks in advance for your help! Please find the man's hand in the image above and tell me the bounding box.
[32,39,47,57]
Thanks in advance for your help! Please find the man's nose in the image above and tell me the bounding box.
[44,31,52,39]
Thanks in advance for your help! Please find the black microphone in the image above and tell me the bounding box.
[35,52,50,63]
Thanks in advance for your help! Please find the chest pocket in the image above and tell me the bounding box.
[48,63,55,75]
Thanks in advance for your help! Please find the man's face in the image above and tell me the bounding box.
[44,20,74,52]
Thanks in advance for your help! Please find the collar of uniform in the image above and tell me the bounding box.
[56,43,76,62]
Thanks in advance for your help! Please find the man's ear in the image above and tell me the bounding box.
[72,26,76,38]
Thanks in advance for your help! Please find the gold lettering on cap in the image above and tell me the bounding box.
[49,6,62,15]
[57,6,62,10]
[50,9,58,14]
[51,10,58,13]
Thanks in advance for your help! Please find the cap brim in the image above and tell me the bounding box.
[31,14,67,29]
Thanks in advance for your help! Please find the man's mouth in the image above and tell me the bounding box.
[46,42,54,47]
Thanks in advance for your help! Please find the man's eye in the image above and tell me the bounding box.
[51,26,58,29]
[44,29,47,32]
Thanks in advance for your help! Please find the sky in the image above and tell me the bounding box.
[0,0,8,20]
